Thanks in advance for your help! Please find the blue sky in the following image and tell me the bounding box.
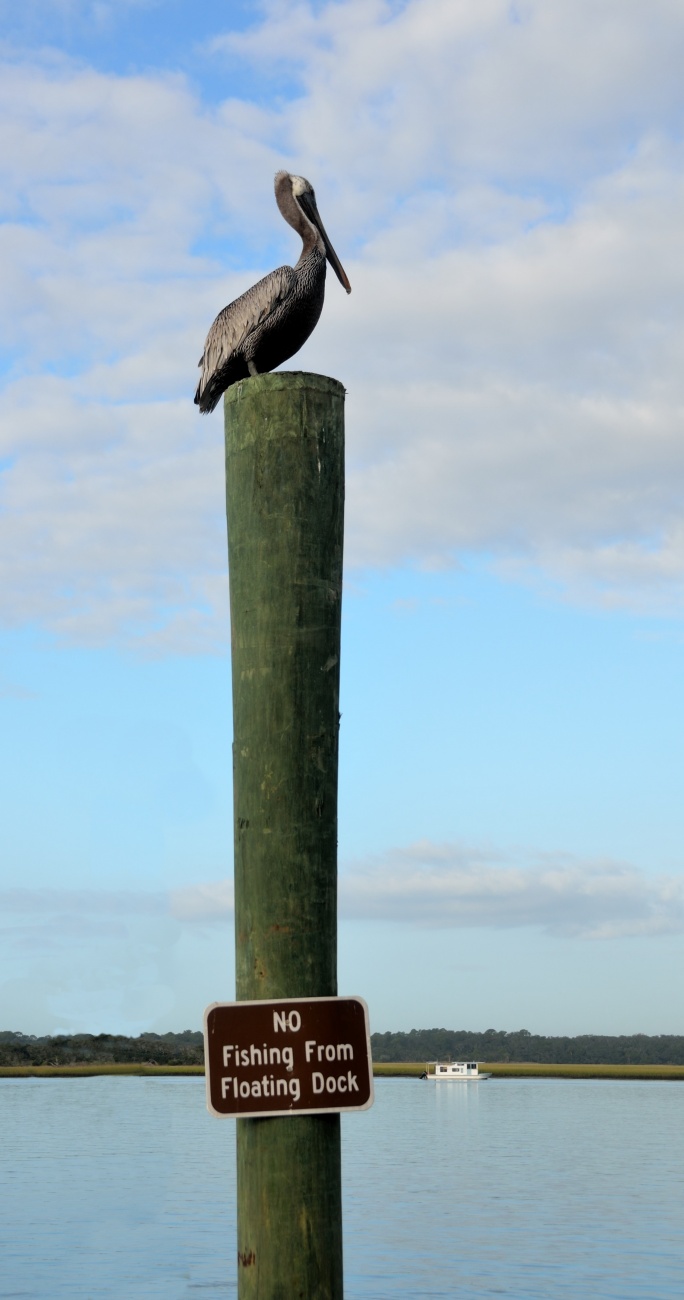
[2,0,684,1038]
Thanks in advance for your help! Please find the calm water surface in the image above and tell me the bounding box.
[2,1076,682,1298]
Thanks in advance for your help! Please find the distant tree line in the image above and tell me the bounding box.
[370,1028,684,1065]
[3,1027,684,1067]
[0,1030,204,1067]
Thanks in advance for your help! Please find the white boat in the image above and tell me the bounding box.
[421,1060,491,1081]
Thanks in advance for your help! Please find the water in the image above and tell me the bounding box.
[2,1076,682,1297]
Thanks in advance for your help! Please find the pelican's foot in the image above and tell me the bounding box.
[247,360,259,377]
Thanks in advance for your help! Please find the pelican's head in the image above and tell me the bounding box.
[275,170,352,294]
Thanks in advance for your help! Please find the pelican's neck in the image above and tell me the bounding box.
[274,172,322,262]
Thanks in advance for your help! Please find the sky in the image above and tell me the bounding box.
[2,0,684,1040]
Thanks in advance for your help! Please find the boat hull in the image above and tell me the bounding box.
[429,1073,491,1081]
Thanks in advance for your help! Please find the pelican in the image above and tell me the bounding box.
[194,171,351,413]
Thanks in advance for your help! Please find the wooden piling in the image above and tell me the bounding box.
[224,371,345,1299]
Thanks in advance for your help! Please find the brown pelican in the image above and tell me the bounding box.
[194,171,351,413]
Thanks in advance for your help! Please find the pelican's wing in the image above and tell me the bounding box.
[196,265,294,403]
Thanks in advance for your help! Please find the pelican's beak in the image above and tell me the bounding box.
[299,192,352,294]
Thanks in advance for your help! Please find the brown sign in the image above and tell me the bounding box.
[204,996,374,1119]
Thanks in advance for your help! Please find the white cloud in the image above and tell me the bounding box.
[2,2,684,647]
[0,676,37,699]
[1,888,166,913]
[0,882,233,945]
[218,0,684,191]
[340,841,684,939]
[4,847,681,942]
[169,878,233,922]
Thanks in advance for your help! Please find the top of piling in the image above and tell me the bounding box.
[224,371,345,406]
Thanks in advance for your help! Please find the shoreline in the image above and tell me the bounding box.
[2,1061,684,1080]
[375,1062,684,1080]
